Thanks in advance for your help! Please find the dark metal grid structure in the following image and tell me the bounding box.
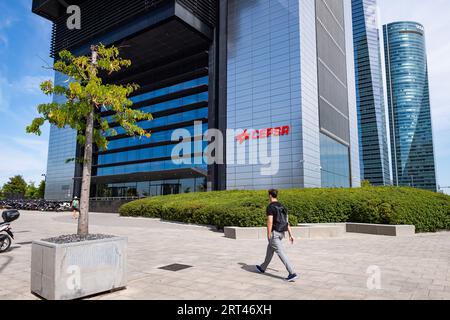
[39,0,218,56]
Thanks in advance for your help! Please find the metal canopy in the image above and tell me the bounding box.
[87,168,208,184]
[32,0,86,21]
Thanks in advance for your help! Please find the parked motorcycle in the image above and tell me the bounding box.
[0,200,72,212]
[0,210,20,253]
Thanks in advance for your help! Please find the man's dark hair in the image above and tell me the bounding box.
[268,189,278,198]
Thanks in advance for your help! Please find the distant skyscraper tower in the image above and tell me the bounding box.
[383,22,437,191]
[351,0,391,186]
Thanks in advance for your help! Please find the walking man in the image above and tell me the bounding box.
[256,189,298,282]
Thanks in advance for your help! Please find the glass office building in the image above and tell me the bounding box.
[226,0,360,190]
[351,0,391,185]
[33,0,361,206]
[383,22,437,191]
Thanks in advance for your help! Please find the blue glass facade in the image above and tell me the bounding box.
[37,0,362,204]
[316,0,356,188]
[36,0,215,201]
[383,22,437,191]
[94,75,209,197]
[320,133,351,188]
[227,0,360,190]
[351,0,391,186]
[44,72,78,200]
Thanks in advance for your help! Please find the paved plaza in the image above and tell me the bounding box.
[1,211,450,300]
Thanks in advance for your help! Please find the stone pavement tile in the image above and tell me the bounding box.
[311,288,366,300]
[363,295,390,300]
[191,276,217,285]
[418,284,445,291]
[410,290,431,300]
[429,290,450,300]
[176,290,208,300]
[168,279,198,289]
[432,279,450,287]
[3,211,450,300]
[187,282,215,292]
[385,292,414,300]
[332,286,372,296]
[378,284,402,292]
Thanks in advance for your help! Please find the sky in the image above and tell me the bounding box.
[0,0,449,193]
[377,0,450,193]
[0,0,53,186]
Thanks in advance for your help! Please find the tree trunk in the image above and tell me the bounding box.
[78,108,94,236]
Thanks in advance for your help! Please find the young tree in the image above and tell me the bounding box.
[2,175,28,199]
[37,180,46,199]
[26,182,39,199]
[27,44,152,236]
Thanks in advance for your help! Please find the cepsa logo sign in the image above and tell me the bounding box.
[236,126,290,144]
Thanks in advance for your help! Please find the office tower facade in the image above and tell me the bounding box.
[383,21,437,191]
[351,0,391,185]
[227,0,360,190]
[33,0,360,204]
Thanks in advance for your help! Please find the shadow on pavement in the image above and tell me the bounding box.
[6,246,21,253]
[238,263,285,280]
[0,256,13,273]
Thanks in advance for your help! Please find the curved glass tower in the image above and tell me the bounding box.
[383,22,437,191]
[352,0,391,186]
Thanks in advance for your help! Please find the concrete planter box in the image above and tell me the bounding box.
[224,223,415,240]
[224,224,346,240]
[346,223,415,236]
[296,223,347,239]
[31,236,127,300]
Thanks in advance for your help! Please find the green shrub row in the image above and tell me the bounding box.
[119,187,450,233]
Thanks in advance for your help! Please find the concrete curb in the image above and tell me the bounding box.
[224,223,415,240]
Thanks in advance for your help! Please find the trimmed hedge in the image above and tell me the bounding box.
[119,187,450,233]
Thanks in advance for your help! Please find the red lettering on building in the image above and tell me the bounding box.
[235,125,290,144]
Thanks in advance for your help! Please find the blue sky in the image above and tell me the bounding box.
[0,0,449,193]
[0,0,53,186]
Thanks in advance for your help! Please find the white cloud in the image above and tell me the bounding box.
[0,135,48,186]
[0,16,18,48]
[16,75,49,94]
[0,75,50,114]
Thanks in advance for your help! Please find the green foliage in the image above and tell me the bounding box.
[37,180,46,199]
[361,180,372,188]
[119,187,450,232]
[27,44,153,150]
[2,175,28,199]
[25,182,39,199]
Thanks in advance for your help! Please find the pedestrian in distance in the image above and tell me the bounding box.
[256,189,299,282]
[71,196,80,220]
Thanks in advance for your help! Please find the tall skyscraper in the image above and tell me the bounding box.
[32,0,361,206]
[351,0,391,186]
[383,22,437,191]
[227,0,360,190]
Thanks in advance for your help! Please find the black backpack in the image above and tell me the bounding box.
[274,205,289,232]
